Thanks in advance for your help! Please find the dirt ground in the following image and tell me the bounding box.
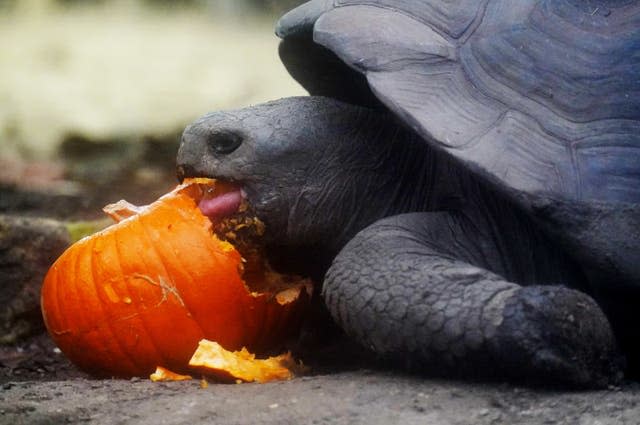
[1,373,639,425]
[1,333,639,425]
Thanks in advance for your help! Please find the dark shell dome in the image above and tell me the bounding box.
[277,0,640,205]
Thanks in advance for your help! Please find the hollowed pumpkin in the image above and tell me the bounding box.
[41,178,312,378]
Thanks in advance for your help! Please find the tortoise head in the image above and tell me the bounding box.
[177,96,426,260]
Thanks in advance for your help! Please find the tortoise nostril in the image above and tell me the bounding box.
[209,130,244,155]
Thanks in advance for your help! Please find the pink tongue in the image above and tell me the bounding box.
[198,190,243,219]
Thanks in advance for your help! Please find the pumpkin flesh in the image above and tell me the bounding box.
[150,366,192,382]
[188,339,299,383]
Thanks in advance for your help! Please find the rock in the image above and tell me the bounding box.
[0,215,70,344]
[0,185,86,220]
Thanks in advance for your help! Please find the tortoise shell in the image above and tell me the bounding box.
[277,0,640,205]
[276,0,640,283]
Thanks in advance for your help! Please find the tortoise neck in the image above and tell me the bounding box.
[380,126,471,215]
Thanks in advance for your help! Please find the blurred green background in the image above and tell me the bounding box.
[0,0,306,218]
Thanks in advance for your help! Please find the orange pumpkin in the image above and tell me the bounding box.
[41,178,312,378]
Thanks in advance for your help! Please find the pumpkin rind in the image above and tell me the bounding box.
[41,178,311,377]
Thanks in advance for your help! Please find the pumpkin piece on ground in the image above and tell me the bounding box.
[149,366,192,382]
[188,339,304,383]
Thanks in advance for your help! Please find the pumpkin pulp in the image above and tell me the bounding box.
[186,178,303,298]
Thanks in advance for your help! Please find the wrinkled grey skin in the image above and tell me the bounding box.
[177,97,623,387]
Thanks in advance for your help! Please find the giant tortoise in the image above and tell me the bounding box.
[176,0,640,387]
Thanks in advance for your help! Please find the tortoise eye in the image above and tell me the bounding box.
[209,130,243,155]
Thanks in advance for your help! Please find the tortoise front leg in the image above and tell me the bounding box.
[323,212,623,387]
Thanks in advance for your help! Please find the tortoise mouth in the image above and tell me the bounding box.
[190,179,267,278]
[192,178,247,221]
[198,188,245,220]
